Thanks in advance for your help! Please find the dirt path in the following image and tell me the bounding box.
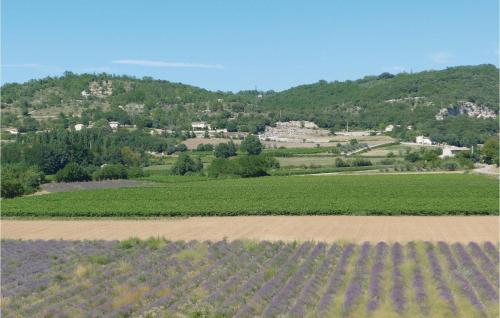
[473,164,499,177]
[1,216,498,242]
[308,170,464,176]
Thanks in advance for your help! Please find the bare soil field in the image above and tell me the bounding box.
[183,135,394,149]
[2,216,497,242]
[473,164,500,177]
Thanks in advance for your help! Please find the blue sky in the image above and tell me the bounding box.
[2,0,498,91]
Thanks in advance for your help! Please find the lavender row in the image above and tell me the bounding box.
[2,240,499,317]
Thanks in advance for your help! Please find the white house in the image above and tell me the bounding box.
[416,135,432,145]
[191,121,211,130]
[384,124,394,132]
[74,124,85,131]
[109,121,120,129]
[4,128,18,135]
[439,145,469,159]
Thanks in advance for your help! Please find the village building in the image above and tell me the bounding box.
[416,135,432,145]
[74,124,85,131]
[109,121,120,129]
[384,124,394,132]
[439,145,470,159]
[4,127,18,135]
[191,121,211,130]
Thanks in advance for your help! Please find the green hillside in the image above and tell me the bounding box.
[1,64,498,146]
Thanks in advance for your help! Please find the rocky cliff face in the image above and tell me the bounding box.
[435,101,497,120]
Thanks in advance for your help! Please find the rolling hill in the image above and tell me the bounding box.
[1,64,498,146]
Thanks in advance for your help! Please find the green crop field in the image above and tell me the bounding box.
[2,174,497,217]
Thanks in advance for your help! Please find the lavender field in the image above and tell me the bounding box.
[1,239,499,318]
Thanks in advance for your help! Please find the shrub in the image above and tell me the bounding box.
[171,153,203,175]
[214,142,237,158]
[380,158,396,165]
[481,137,499,165]
[207,158,240,178]
[1,164,45,198]
[127,167,147,178]
[56,162,91,182]
[240,135,262,155]
[208,154,279,178]
[1,177,25,198]
[442,161,459,171]
[22,166,46,193]
[165,145,176,155]
[175,144,188,152]
[93,164,128,181]
[351,158,373,167]
[196,144,214,152]
[335,158,350,167]
[405,152,421,162]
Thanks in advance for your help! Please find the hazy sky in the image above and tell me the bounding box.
[2,0,498,91]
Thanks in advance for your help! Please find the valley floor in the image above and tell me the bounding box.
[2,216,498,242]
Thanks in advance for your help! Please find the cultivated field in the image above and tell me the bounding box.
[2,239,498,317]
[2,216,498,242]
[2,174,498,217]
[40,180,149,193]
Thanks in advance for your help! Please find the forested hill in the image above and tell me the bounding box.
[260,64,498,122]
[1,64,498,146]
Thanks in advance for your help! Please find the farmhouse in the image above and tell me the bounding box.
[416,135,432,145]
[439,145,470,158]
[74,124,85,131]
[4,127,18,135]
[259,121,329,142]
[384,125,394,132]
[109,121,120,129]
[192,128,227,138]
[191,121,211,130]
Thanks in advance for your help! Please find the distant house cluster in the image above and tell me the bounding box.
[191,121,211,130]
[73,121,120,131]
[191,121,227,138]
[413,135,470,158]
[384,124,412,132]
[259,121,329,142]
